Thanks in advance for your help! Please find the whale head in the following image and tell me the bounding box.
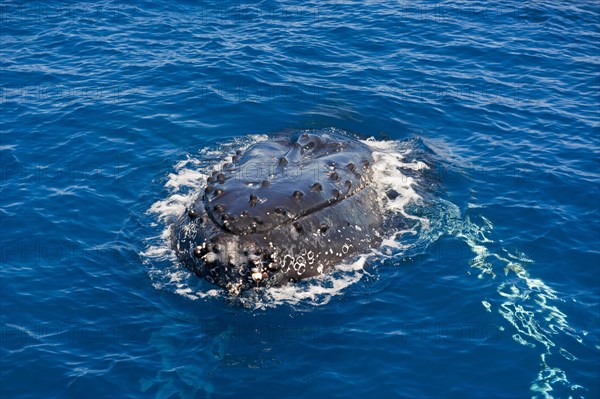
[171,130,383,294]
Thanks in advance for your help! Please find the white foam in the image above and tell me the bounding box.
[240,256,369,309]
[363,139,428,222]
[362,139,431,256]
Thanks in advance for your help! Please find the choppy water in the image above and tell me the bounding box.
[1,1,599,398]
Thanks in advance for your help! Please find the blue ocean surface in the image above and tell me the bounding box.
[1,1,599,398]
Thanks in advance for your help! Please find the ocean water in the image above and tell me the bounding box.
[1,1,599,398]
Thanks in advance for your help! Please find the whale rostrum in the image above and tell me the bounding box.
[171,131,383,295]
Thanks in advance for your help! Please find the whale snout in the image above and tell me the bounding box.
[171,130,383,293]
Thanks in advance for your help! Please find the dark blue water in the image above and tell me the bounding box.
[1,1,599,398]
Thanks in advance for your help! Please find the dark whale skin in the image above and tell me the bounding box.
[171,130,383,294]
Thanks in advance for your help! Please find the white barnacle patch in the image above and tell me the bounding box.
[251,267,262,282]
[226,281,243,296]
[251,272,262,281]
[342,243,351,254]
[307,250,315,264]
[282,254,295,272]
[354,225,362,231]
[294,256,306,275]
[203,252,218,262]
[317,264,324,274]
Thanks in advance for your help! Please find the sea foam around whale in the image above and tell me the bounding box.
[143,130,435,308]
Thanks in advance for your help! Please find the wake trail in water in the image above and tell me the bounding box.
[443,200,590,398]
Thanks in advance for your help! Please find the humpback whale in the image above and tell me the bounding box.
[171,130,383,295]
